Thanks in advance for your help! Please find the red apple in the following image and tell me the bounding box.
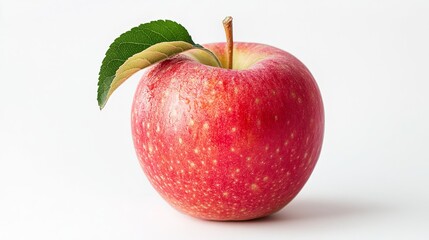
[131,42,324,221]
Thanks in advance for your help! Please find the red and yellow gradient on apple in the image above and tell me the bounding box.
[131,42,324,220]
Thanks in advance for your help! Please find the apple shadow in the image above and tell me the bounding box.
[236,198,387,225]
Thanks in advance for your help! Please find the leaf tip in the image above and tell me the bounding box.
[97,92,108,110]
[98,102,105,110]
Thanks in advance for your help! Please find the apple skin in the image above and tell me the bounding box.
[131,42,324,221]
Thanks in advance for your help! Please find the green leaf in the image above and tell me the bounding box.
[97,20,220,109]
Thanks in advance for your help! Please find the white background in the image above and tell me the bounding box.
[1,0,428,239]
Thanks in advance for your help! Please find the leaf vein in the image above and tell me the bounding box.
[138,28,169,41]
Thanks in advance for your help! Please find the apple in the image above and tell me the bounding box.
[131,41,324,220]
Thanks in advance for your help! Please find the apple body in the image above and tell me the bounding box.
[131,42,324,221]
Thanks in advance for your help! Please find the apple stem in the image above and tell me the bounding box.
[223,16,233,69]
